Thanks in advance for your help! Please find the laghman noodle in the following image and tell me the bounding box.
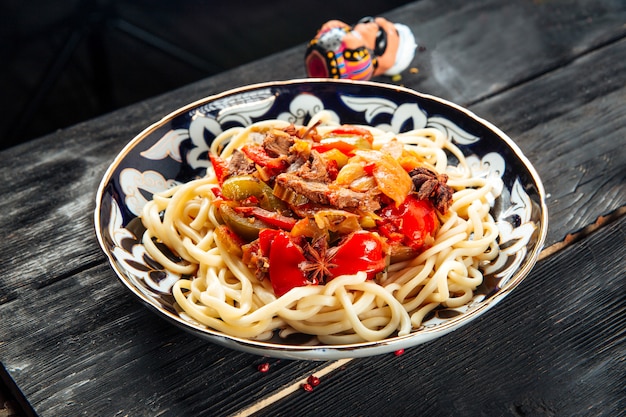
[140,111,502,344]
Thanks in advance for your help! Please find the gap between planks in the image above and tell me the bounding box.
[229,206,625,417]
[230,359,352,417]
[538,206,626,260]
[465,33,626,108]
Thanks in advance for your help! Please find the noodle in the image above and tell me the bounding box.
[140,113,502,343]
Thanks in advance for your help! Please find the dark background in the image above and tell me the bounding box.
[0,0,411,150]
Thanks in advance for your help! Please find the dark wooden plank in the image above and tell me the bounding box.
[470,38,626,245]
[260,215,626,417]
[0,264,329,416]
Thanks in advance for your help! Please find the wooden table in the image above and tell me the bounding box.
[1,1,624,415]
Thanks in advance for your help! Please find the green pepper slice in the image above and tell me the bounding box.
[218,203,269,242]
[221,175,285,212]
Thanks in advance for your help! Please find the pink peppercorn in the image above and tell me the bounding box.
[307,375,320,387]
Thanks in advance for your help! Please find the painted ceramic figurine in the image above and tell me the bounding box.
[305,17,417,80]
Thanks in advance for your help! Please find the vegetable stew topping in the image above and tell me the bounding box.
[211,123,453,296]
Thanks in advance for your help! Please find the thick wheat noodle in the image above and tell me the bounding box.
[141,113,502,343]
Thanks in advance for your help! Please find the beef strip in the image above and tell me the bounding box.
[263,131,295,157]
[297,150,330,182]
[227,149,256,177]
[276,173,329,204]
[275,173,380,212]
[409,167,454,213]
[328,186,381,212]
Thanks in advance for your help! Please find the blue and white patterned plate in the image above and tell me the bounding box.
[94,79,548,360]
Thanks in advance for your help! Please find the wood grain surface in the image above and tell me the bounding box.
[0,0,624,416]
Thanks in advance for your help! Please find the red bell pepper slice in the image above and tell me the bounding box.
[258,228,279,256]
[363,162,376,176]
[209,152,229,186]
[259,229,310,296]
[376,195,439,251]
[241,144,289,175]
[311,140,358,156]
[329,231,387,280]
[325,126,374,145]
[312,125,375,156]
[234,206,297,230]
[256,229,387,295]
[210,186,224,199]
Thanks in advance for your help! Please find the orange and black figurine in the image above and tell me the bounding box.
[305,17,417,80]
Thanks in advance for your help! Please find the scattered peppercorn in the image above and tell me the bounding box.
[257,362,270,373]
[302,383,314,392]
[307,375,321,387]
[394,349,405,356]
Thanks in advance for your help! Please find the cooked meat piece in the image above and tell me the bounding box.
[328,186,381,212]
[275,173,380,212]
[263,131,295,157]
[227,149,256,177]
[297,150,330,182]
[282,124,298,137]
[286,143,310,168]
[276,173,330,205]
[409,167,454,213]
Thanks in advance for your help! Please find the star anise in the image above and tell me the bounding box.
[301,236,338,284]
[409,167,454,213]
